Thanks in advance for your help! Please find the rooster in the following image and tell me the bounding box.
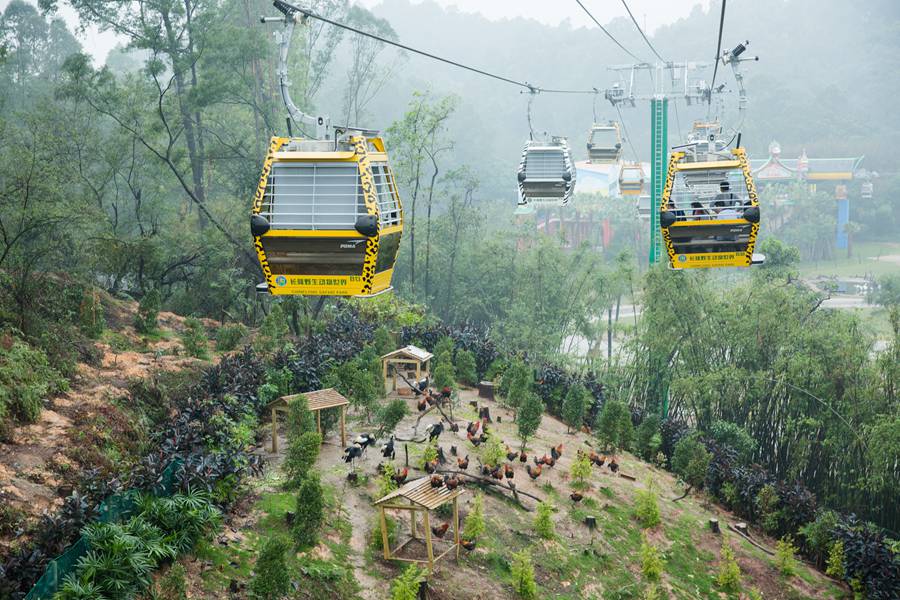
[449,422,460,433]
[491,466,504,480]
[526,464,542,480]
[505,446,519,462]
[504,464,515,479]
[417,397,427,412]
[570,491,584,503]
[460,539,476,551]
[550,443,563,461]
[466,421,480,436]
[392,467,409,485]
[430,474,444,488]
[466,431,482,447]
[443,475,460,490]
[533,455,544,466]
[424,459,439,474]
[431,522,450,538]
[539,455,555,468]
[608,458,619,473]
[519,451,528,463]
[588,451,605,468]
[354,433,377,453]
[457,455,469,470]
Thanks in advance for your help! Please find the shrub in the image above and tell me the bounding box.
[216,323,247,352]
[775,535,799,577]
[709,420,757,461]
[562,383,589,433]
[595,399,633,452]
[533,501,555,539]
[254,303,291,354]
[643,583,660,600]
[156,563,188,600]
[373,325,394,356]
[134,288,161,334]
[375,399,408,436]
[825,540,845,579]
[181,317,209,359]
[499,359,530,411]
[463,493,485,541]
[369,513,397,551]
[635,414,662,461]
[0,338,68,432]
[640,533,665,582]
[799,509,839,564]
[478,436,505,468]
[377,463,399,498]
[421,442,438,469]
[633,480,661,528]
[293,473,324,549]
[517,391,544,450]
[454,349,478,386]
[672,434,712,490]
[570,452,592,489]
[433,336,455,363]
[717,543,742,592]
[251,538,291,599]
[510,549,537,600]
[286,394,316,439]
[391,564,427,600]
[756,484,781,535]
[284,431,322,489]
[433,358,456,390]
[78,290,105,339]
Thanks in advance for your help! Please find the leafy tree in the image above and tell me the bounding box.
[756,484,781,534]
[510,549,537,600]
[284,431,322,489]
[255,305,291,355]
[286,394,317,440]
[478,435,505,468]
[826,541,846,579]
[562,383,589,434]
[517,390,543,452]
[709,420,757,462]
[134,289,161,334]
[672,434,712,490]
[375,399,409,437]
[180,317,208,359]
[433,357,456,390]
[373,325,394,356]
[454,348,478,386]
[293,473,324,550]
[390,564,426,600]
[533,501,555,539]
[462,493,485,541]
[215,323,247,352]
[871,273,900,307]
[635,415,662,461]
[775,535,799,577]
[377,463,399,498]
[250,538,291,600]
[433,336,455,363]
[595,399,633,452]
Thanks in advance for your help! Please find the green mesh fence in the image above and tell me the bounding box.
[24,458,183,600]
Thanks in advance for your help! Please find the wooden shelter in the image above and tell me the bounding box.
[267,388,350,452]
[374,476,464,570]
[381,345,434,392]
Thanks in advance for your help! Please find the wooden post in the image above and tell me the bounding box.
[410,505,417,539]
[423,509,434,571]
[380,506,391,560]
[453,496,460,560]
[340,406,346,447]
[271,407,278,453]
[316,410,322,436]
[415,362,421,385]
[709,518,720,534]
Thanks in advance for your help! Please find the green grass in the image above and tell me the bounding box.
[664,516,718,599]
[800,241,900,278]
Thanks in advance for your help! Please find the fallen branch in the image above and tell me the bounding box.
[728,523,774,556]
[672,485,692,502]
[436,469,542,506]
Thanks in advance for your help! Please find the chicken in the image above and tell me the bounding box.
[570,491,584,503]
[504,464,515,479]
[466,431,482,447]
[480,464,492,476]
[491,466,504,480]
[417,397,427,412]
[461,539,476,551]
[457,455,469,470]
[533,455,544,466]
[449,422,460,433]
[424,459,439,474]
[425,422,444,441]
[539,455,555,468]
[551,443,563,461]
[443,475,460,490]
[436,446,447,464]
[440,386,453,400]
[431,522,450,538]
[608,458,619,473]
[526,464,542,480]
[381,436,395,459]
[430,474,444,488]
[505,446,519,462]
[581,424,592,435]
[519,451,528,463]
[588,451,605,468]
[466,421,481,436]
[392,467,409,485]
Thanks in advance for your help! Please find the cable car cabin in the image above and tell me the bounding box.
[619,162,645,196]
[861,181,873,199]
[517,137,576,206]
[250,134,403,296]
[659,147,763,269]
[586,123,623,164]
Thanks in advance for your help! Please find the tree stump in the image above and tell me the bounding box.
[497,416,502,423]
[735,522,748,535]
[450,445,458,456]
[479,406,492,422]
[584,515,598,530]
[709,518,720,534]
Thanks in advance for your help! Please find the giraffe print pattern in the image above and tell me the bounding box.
[351,136,381,295]
[252,137,289,292]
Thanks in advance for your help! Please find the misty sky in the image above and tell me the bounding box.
[1,0,711,63]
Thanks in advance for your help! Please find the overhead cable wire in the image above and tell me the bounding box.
[615,103,639,162]
[271,0,598,94]
[574,0,642,62]
[708,0,727,106]
[619,0,665,62]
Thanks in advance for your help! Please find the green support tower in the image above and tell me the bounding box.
[649,96,668,265]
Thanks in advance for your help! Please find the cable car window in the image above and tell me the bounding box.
[525,149,566,179]
[263,162,365,230]
[375,231,401,273]
[261,236,366,275]
[590,128,618,147]
[371,162,402,227]
[670,168,749,222]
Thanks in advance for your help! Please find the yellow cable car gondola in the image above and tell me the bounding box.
[618,162,645,196]
[252,1,401,296]
[659,145,763,269]
[251,133,402,296]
